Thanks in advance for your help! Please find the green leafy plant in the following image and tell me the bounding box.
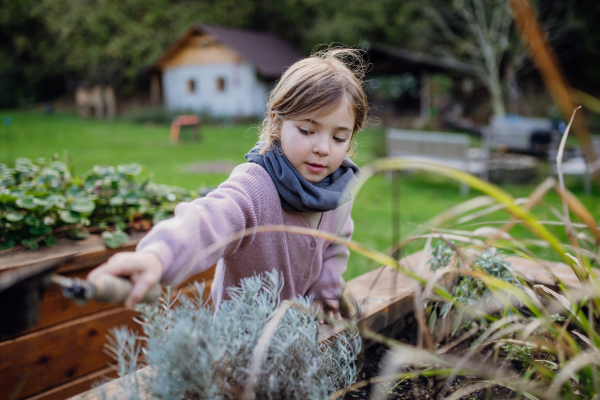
[101,272,361,400]
[426,243,517,334]
[501,344,534,365]
[0,155,196,251]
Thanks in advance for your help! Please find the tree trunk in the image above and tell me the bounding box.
[484,74,506,117]
[420,71,431,123]
[505,66,519,114]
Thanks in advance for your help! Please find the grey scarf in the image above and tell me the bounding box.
[245,142,360,212]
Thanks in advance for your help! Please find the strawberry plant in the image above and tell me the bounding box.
[0,155,196,251]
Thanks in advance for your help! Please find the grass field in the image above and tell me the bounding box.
[1,110,599,280]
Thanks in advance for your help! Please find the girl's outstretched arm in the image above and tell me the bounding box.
[87,165,266,306]
[137,165,265,284]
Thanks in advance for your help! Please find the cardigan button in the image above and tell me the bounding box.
[309,240,316,248]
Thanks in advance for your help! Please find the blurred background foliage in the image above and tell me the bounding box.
[1,0,600,108]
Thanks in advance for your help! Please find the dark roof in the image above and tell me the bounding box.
[154,24,304,78]
[369,44,478,76]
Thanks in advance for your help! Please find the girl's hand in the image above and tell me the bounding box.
[87,252,163,308]
[312,300,343,324]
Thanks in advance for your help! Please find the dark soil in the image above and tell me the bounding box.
[342,314,524,400]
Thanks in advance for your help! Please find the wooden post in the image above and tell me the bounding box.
[150,72,161,106]
[75,87,91,118]
[89,86,104,120]
[103,86,116,121]
[420,71,431,123]
[169,122,181,144]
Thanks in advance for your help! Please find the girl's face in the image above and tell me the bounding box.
[278,98,354,183]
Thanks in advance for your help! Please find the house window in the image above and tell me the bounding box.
[188,79,196,93]
[198,39,213,48]
[216,77,226,92]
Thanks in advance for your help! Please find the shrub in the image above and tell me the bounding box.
[426,243,517,334]
[0,155,196,251]
[101,271,361,400]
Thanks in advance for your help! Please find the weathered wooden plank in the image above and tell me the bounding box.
[0,308,140,400]
[505,255,584,287]
[173,265,216,292]
[0,232,145,274]
[319,251,431,342]
[23,367,117,400]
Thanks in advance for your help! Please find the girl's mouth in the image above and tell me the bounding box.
[305,162,326,173]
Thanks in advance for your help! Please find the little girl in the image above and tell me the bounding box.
[88,48,368,318]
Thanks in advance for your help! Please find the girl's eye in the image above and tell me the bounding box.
[333,137,348,143]
[298,127,312,135]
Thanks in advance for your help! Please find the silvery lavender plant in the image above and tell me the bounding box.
[426,243,517,335]
[101,271,361,400]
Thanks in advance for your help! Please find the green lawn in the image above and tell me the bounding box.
[2,110,599,280]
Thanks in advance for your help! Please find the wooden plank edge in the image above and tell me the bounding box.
[0,232,146,274]
[23,366,117,400]
[0,307,135,347]
[1,307,140,399]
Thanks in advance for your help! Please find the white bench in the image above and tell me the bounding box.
[386,128,488,195]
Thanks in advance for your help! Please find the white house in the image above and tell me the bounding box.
[149,24,303,118]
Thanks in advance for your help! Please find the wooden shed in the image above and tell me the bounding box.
[367,43,480,126]
[148,24,303,118]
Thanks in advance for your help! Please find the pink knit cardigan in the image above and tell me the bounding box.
[136,162,354,307]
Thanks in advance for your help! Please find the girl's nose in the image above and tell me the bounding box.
[312,136,329,156]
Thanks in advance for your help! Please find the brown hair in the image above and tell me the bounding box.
[258,47,369,157]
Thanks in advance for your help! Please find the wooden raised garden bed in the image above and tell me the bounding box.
[0,234,215,400]
[67,251,582,400]
[1,233,582,400]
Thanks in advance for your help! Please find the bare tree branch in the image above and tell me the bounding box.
[496,3,513,56]
[425,0,576,117]
[425,7,480,55]
[433,45,486,76]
